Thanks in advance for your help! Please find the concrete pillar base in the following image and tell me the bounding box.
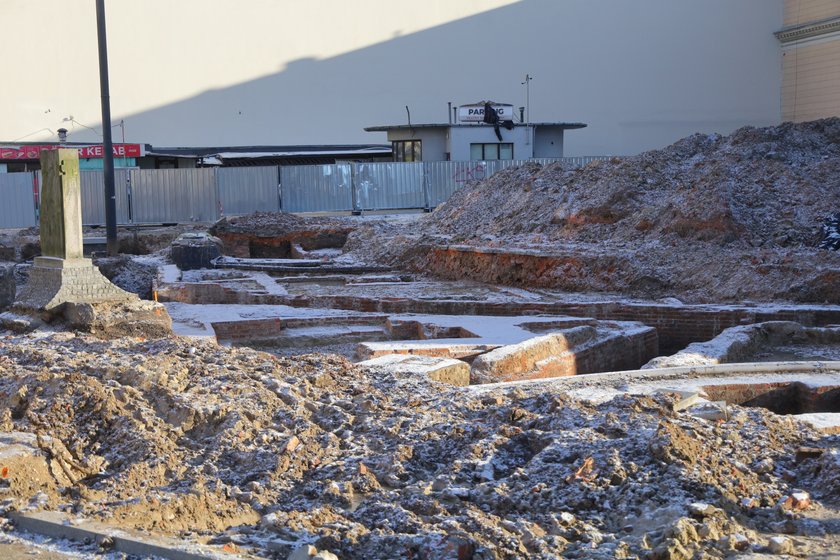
[16,256,136,311]
[8,256,173,339]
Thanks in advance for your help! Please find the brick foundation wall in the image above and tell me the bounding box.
[211,314,389,343]
[483,326,659,383]
[161,282,840,354]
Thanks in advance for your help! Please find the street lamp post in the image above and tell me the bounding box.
[96,0,118,256]
[521,73,533,124]
[521,73,533,149]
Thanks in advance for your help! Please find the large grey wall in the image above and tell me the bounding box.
[0,0,783,156]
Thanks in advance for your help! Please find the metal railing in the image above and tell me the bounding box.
[0,156,610,227]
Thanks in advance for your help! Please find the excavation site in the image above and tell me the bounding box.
[1,119,840,559]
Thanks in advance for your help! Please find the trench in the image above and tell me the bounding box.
[702,382,840,415]
[158,251,840,382]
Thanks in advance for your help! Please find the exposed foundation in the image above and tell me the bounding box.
[157,276,840,355]
[702,382,840,417]
[151,236,840,387]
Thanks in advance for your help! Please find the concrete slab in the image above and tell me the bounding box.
[358,354,471,386]
[10,510,254,560]
[356,342,500,361]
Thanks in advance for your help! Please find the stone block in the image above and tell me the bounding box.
[356,342,500,361]
[170,232,223,271]
[359,354,471,386]
[0,262,15,311]
[39,149,84,260]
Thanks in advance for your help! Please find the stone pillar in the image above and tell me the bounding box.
[6,149,172,338]
[39,149,84,260]
[16,149,134,311]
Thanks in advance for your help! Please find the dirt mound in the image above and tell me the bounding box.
[369,119,840,303]
[212,211,312,235]
[0,333,836,558]
[426,119,840,248]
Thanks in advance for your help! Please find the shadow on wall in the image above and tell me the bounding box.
[117,0,782,156]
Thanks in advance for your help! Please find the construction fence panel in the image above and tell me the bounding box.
[0,157,618,228]
[217,166,280,216]
[281,164,353,213]
[423,157,612,208]
[424,161,494,208]
[129,168,218,223]
[353,162,425,211]
[79,170,131,225]
[0,172,37,228]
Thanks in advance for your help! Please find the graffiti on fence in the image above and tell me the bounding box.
[452,163,486,185]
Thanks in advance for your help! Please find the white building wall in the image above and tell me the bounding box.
[533,128,565,158]
[387,129,448,161]
[0,0,783,156]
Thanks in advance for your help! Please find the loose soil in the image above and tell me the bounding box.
[0,333,838,558]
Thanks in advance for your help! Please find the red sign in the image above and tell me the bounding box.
[0,144,142,160]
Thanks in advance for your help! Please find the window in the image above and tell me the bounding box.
[470,143,513,161]
[393,140,421,162]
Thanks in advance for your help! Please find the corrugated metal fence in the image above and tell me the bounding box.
[0,172,37,228]
[218,166,280,215]
[0,157,609,227]
[282,164,353,212]
[79,169,132,225]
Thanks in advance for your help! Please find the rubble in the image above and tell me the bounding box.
[819,212,840,250]
[0,333,838,558]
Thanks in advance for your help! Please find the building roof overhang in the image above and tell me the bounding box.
[146,145,392,159]
[364,122,587,133]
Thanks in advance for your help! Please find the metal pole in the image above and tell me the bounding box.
[96,0,118,256]
[522,74,533,149]
[521,74,532,123]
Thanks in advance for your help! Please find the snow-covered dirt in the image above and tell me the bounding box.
[0,333,839,559]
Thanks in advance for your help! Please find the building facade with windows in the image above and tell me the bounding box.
[365,121,585,162]
[777,0,840,122]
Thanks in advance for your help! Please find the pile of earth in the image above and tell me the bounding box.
[341,118,840,303]
[0,333,838,558]
[427,118,840,248]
